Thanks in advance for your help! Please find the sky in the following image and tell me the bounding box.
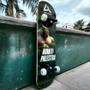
[50,0,90,26]
[0,0,90,27]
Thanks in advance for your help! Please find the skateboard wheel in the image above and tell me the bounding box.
[41,14,48,21]
[50,20,53,23]
[40,68,47,76]
[54,66,60,73]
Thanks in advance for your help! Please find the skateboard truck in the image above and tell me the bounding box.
[41,13,57,27]
[41,13,57,22]
[40,65,60,76]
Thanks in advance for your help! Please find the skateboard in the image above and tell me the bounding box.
[36,0,60,89]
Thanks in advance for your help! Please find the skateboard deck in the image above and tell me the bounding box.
[36,0,60,89]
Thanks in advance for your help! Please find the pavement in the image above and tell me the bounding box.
[22,62,90,90]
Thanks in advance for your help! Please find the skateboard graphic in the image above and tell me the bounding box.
[36,0,60,89]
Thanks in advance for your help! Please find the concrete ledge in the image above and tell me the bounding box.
[0,16,90,36]
[56,27,90,36]
[0,16,36,27]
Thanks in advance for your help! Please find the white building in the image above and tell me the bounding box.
[63,23,74,29]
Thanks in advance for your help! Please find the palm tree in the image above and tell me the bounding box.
[84,22,90,32]
[0,0,37,17]
[74,19,85,30]
[87,22,90,28]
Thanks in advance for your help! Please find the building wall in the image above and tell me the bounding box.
[63,23,74,29]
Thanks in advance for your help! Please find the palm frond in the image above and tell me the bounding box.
[0,1,6,12]
[14,0,26,18]
[87,22,90,26]
[0,0,38,17]
[16,9,26,18]
[14,0,19,11]
[22,0,38,15]
[74,19,85,30]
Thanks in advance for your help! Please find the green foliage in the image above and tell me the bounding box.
[74,19,90,32]
[74,19,85,30]
[22,0,38,15]
[0,0,38,17]
[0,1,6,12]
[85,22,90,32]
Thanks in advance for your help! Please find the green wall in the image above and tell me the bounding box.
[0,23,36,90]
[0,22,90,89]
[56,30,90,73]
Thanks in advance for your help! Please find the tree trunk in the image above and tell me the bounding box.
[5,0,14,16]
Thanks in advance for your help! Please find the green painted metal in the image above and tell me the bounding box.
[0,23,36,90]
[56,30,90,73]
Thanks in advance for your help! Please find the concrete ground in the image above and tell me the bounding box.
[22,62,90,90]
